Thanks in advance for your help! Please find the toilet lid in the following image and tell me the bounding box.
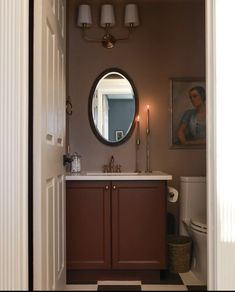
[191,216,207,232]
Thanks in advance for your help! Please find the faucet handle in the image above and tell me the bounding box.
[103,164,108,173]
[116,164,122,173]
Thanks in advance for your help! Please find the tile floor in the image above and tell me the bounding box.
[66,271,207,291]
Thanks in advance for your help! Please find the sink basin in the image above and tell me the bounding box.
[86,172,139,176]
[66,171,172,181]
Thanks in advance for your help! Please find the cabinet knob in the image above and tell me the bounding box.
[113,185,116,190]
[105,185,109,190]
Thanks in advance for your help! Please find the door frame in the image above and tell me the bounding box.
[0,0,29,290]
[30,0,230,290]
[206,0,235,290]
[29,0,34,290]
[1,0,222,289]
[206,0,217,289]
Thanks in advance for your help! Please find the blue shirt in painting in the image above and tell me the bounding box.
[180,109,206,140]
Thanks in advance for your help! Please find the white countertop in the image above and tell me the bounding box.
[66,171,172,181]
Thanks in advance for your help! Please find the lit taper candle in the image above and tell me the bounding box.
[146,105,150,134]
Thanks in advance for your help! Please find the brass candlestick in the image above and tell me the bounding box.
[135,116,141,173]
[145,131,152,173]
[145,106,152,173]
[135,138,141,173]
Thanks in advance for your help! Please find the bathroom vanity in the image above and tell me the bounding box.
[66,171,172,281]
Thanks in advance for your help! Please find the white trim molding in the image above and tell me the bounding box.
[207,0,235,290]
[206,0,217,290]
[214,0,235,289]
[0,0,29,290]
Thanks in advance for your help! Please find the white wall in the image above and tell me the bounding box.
[0,0,29,290]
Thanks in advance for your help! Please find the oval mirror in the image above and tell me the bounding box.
[89,68,138,145]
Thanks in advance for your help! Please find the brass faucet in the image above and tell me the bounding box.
[109,155,115,172]
[103,155,121,173]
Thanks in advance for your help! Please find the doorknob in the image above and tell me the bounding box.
[113,185,116,190]
[63,154,73,166]
[105,185,109,190]
[66,99,73,115]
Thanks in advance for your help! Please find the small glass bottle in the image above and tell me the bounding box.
[71,153,81,173]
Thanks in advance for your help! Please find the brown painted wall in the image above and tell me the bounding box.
[67,0,206,232]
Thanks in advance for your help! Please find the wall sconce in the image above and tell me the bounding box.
[77,3,140,49]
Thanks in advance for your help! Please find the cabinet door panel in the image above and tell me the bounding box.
[66,181,111,269]
[112,181,166,269]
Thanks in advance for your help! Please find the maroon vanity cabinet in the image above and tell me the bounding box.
[66,180,167,274]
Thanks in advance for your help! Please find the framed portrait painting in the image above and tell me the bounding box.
[169,78,206,149]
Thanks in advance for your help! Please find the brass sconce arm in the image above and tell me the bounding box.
[81,23,136,49]
[81,25,102,43]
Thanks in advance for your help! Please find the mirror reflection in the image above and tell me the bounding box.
[90,70,137,144]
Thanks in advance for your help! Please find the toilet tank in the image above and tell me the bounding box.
[179,176,206,235]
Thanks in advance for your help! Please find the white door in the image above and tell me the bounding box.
[34,0,66,290]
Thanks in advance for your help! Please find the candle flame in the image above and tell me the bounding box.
[147,105,150,109]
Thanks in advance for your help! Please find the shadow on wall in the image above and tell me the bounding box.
[167,213,177,234]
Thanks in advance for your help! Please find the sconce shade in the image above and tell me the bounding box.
[124,4,140,27]
[100,4,115,27]
[77,4,92,27]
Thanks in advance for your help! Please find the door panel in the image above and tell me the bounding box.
[50,0,55,13]
[112,181,167,270]
[66,181,111,270]
[57,0,65,38]
[57,175,65,276]
[46,179,56,290]
[46,20,56,142]
[34,0,66,290]
[56,48,65,146]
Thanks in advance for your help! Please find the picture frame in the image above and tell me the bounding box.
[169,78,206,149]
[115,130,124,141]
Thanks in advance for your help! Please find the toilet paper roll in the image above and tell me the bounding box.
[167,186,178,203]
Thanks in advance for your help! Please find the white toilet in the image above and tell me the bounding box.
[179,176,207,284]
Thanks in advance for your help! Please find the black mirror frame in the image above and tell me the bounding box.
[88,68,139,146]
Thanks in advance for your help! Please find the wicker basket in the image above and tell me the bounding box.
[167,235,192,273]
